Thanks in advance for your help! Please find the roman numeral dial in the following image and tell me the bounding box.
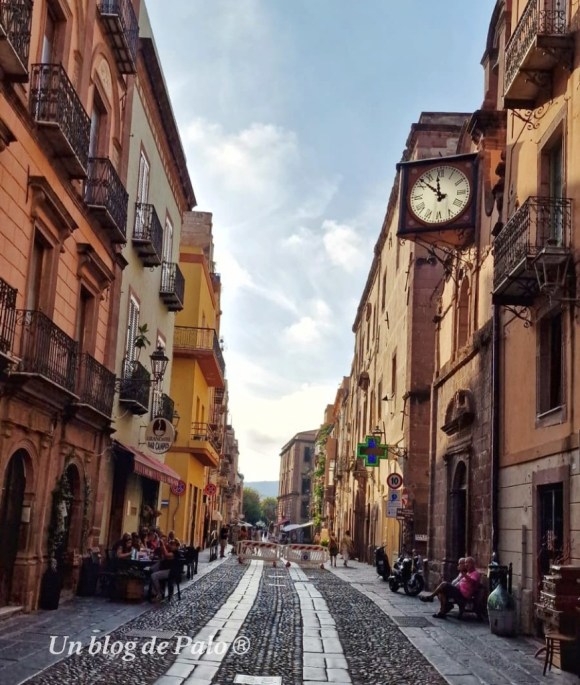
[409,165,471,225]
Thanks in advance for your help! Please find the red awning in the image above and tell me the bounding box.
[113,440,180,487]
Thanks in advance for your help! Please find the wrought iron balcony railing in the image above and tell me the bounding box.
[16,310,78,393]
[29,64,91,178]
[151,391,174,422]
[493,196,572,301]
[173,327,225,382]
[0,277,17,355]
[0,0,33,79]
[160,261,184,311]
[504,0,571,108]
[191,421,220,452]
[119,358,150,415]
[97,0,139,74]
[132,203,163,266]
[84,157,128,242]
[76,352,115,417]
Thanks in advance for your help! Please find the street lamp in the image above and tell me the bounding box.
[149,343,169,383]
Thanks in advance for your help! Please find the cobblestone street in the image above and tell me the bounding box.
[0,554,577,685]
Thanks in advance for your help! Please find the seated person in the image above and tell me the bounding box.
[114,533,133,559]
[146,530,160,553]
[150,538,180,601]
[422,557,480,618]
[131,532,145,552]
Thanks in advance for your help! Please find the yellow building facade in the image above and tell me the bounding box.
[159,211,225,546]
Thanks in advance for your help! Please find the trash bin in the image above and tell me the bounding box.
[77,553,100,597]
[487,562,516,636]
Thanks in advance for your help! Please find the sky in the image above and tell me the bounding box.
[145,0,497,482]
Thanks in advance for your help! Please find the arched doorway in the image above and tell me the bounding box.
[55,464,83,588]
[449,461,467,562]
[0,450,27,605]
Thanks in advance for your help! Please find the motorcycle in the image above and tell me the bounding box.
[388,551,424,596]
[375,545,391,581]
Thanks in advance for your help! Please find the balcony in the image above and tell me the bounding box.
[29,64,90,178]
[119,358,150,415]
[160,262,184,312]
[0,277,17,360]
[84,158,128,242]
[132,203,163,266]
[0,0,33,80]
[173,327,225,387]
[493,196,572,305]
[151,391,175,422]
[74,352,115,418]
[97,0,138,74]
[504,0,573,109]
[189,421,220,467]
[15,310,78,394]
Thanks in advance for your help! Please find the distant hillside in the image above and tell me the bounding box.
[245,481,279,499]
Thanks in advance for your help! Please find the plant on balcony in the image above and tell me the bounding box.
[134,323,151,359]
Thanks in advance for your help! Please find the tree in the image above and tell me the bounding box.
[242,487,262,524]
[261,497,277,525]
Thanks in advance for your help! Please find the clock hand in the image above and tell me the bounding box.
[420,180,439,194]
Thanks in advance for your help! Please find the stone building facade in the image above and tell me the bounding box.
[277,429,317,526]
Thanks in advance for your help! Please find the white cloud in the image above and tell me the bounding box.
[322,220,366,273]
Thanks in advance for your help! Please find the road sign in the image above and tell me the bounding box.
[415,533,428,542]
[204,482,217,497]
[386,489,402,518]
[401,488,409,507]
[386,472,403,490]
[396,509,414,522]
[171,479,186,496]
[145,417,175,454]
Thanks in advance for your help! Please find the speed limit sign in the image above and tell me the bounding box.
[386,472,403,490]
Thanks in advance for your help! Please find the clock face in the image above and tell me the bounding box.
[409,165,471,225]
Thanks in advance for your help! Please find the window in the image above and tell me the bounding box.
[137,150,150,204]
[300,501,309,520]
[303,447,312,463]
[537,311,563,415]
[40,1,66,65]
[163,217,173,263]
[391,353,397,412]
[76,285,95,354]
[456,278,469,351]
[301,478,310,496]
[89,93,107,159]
[124,295,140,363]
[377,379,382,419]
[27,231,53,312]
[381,270,387,310]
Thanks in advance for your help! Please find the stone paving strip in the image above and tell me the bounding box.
[289,565,352,685]
[155,560,263,685]
[307,568,448,685]
[26,559,247,685]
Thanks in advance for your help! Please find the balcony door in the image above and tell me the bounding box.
[546,138,564,245]
[135,151,150,237]
[125,295,140,365]
[163,217,173,264]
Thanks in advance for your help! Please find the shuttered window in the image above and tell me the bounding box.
[137,151,150,203]
[163,217,173,263]
[125,296,140,362]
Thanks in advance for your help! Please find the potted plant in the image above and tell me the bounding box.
[134,323,151,360]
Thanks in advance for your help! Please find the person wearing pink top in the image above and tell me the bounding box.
[420,556,481,618]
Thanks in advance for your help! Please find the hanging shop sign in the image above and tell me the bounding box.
[356,435,388,467]
[145,417,175,454]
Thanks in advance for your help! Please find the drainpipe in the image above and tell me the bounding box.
[491,304,500,562]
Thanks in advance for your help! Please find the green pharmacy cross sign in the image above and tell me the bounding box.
[356,435,388,467]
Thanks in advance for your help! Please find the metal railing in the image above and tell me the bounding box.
[97,0,139,72]
[505,0,569,93]
[0,0,33,70]
[160,262,185,305]
[133,203,163,261]
[120,358,150,409]
[29,63,91,173]
[191,421,220,451]
[173,326,225,378]
[493,196,572,289]
[0,277,17,354]
[151,391,174,422]
[76,353,115,417]
[85,158,128,238]
[16,310,78,393]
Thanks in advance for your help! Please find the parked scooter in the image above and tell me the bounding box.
[375,545,391,581]
[388,551,424,596]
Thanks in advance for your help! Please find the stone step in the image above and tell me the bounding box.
[0,605,23,622]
